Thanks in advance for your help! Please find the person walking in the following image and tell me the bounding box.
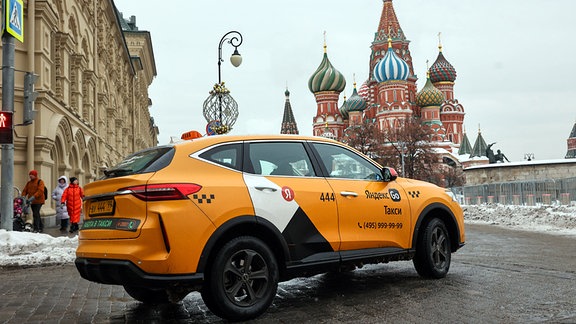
[52,175,69,231]
[21,170,46,233]
[61,177,84,233]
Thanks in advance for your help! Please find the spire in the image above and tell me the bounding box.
[470,126,488,158]
[280,87,299,134]
[375,0,405,42]
[458,127,472,155]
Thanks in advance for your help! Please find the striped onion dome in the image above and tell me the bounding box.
[373,37,409,83]
[416,73,444,107]
[429,46,457,83]
[339,94,349,119]
[308,44,346,93]
[346,83,367,112]
[358,80,370,102]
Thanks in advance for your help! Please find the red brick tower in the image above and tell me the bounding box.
[308,39,346,139]
[366,0,418,120]
[430,34,465,145]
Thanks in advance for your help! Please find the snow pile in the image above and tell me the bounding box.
[463,204,576,236]
[0,204,575,268]
[0,230,78,267]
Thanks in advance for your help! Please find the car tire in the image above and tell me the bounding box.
[413,218,451,279]
[123,285,170,304]
[201,236,279,321]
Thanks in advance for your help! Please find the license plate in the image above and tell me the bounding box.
[88,199,115,216]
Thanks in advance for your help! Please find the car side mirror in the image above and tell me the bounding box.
[382,167,398,182]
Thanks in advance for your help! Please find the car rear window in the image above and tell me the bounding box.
[102,146,175,179]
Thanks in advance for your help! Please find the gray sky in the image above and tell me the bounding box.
[116,0,576,161]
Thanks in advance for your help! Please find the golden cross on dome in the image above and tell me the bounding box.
[438,32,443,52]
[323,31,327,53]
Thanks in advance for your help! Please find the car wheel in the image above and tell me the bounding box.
[413,218,451,279]
[201,236,279,321]
[123,285,170,304]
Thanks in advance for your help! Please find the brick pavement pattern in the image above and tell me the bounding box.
[0,264,221,323]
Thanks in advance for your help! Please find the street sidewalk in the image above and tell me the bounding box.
[42,224,78,238]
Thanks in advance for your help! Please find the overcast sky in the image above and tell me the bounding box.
[115,0,576,161]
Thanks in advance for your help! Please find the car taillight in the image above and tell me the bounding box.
[121,183,202,201]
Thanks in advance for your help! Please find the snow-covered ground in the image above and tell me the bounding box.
[1,204,575,267]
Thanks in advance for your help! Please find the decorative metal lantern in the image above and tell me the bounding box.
[202,82,238,134]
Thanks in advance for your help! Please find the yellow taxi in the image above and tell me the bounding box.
[76,134,465,321]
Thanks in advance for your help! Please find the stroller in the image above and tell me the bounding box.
[13,192,33,232]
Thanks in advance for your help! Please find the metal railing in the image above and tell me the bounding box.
[450,177,576,206]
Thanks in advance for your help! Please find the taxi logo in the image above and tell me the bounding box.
[193,194,215,204]
[388,188,401,202]
[281,186,295,202]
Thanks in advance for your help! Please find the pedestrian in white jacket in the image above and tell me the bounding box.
[52,175,70,231]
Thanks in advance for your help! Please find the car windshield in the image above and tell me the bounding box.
[102,146,175,179]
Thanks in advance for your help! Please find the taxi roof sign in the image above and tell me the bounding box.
[181,130,203,140]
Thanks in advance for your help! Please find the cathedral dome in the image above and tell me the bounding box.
[346,84,367,112]
[416,73,444,107]
[308,45,346,93]
[373,38,409,83]
[339,94,349,119]
[429,50,457,83]
[358,80,370,101]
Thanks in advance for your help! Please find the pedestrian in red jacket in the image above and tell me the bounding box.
[61,177,84,233]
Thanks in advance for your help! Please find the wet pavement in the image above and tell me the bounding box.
[1,224,575,323]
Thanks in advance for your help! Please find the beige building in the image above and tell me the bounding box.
[0,0,158,217]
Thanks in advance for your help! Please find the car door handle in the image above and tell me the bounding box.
[254,186,277,192]
[340,191,358,197]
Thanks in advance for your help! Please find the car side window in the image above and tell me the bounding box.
[311,143,382,180]
[199,143,242,171]
[248,142,315,177]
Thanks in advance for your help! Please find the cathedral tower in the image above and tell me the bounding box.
[280,88,299,134]
[308,39,346,138]
[366,0,418,120]
[373,35,411,130]
[430,34,465,145]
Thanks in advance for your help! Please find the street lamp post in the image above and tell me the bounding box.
[203,31,243,134]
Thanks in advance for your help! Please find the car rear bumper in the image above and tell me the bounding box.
[75,257,204,290]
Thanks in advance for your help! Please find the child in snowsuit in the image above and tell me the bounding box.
[61,177,84,233]
[52,175,69,231]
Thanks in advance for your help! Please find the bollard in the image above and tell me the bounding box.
[560,193,570,205]
[499,195,507,205]
[513,195,521,205]
[542,194,551,205]
[487,196,494,204]
[526,194,535,206]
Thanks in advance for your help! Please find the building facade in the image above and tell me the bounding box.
[0,0,158,217]
[308,0,465,165]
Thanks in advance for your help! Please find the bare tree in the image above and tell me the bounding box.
[375,118,442,182]
[341,120,381,157]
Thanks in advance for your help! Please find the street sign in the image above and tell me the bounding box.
[206,120,221,136]
[4,0,24,43]
[0,111,14,144]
